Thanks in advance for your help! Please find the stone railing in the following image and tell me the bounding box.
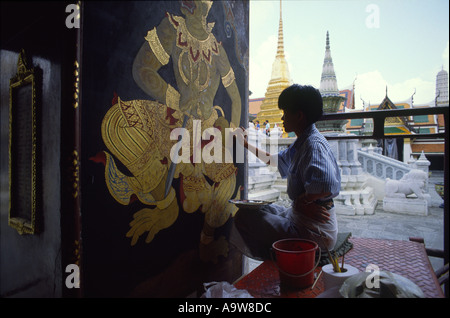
[357,146,411,180]
[357,145,430,181]
[246,127,281,202]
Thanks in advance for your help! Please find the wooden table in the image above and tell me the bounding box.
[234,237,444,298]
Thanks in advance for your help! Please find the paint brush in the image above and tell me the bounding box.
[332,251,341,273]
[318,229,340,272]
[311,269,322,290]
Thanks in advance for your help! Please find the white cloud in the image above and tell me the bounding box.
[353,71,387,109]
[391,78,434,105]
[353,71,434,109]
[249,35,277,97]
[443,41,449,70]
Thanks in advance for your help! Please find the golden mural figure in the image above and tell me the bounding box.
[99,0,242,262]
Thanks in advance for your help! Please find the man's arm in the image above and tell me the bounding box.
[237,129,276,167]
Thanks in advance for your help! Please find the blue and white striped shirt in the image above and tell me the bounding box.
[277,124,341,202]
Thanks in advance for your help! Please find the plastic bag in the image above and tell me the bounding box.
[202,281,253,298]
[339,271,425,298]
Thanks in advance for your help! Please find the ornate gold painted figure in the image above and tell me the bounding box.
[99,0,242,262]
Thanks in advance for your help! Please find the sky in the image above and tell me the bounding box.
[249,0,449,109]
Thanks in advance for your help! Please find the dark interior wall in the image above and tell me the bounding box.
[79,1,249,297]
[0,1,74,297]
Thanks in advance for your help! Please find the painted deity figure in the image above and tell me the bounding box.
[98,0,242,262]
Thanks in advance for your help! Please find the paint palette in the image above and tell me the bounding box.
[229,199,272,210]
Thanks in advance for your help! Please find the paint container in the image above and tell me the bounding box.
[322,264,359,290]
[272,239,319,288]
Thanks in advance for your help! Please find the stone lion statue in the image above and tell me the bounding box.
[385,169,428,199]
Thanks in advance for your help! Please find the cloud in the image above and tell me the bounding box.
[354,71,434,109]
[249,35,277,97]
[443,41,449,70]
[391,77,434,105]
[354,71,387,109]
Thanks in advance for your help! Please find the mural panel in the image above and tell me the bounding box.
[80,0,248,297]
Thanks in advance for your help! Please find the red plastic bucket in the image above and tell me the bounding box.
[272,239,320,289]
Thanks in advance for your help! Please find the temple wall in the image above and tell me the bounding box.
[1,3,69,297]
[79,1,249,297]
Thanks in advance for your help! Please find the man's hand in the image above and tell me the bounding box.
[232,126,248,148]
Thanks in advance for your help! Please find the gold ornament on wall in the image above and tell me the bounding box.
[8,49,38,235]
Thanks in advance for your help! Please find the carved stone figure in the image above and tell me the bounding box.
[385,169,428,199]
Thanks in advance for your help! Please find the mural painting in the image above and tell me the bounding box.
[81,0,248,296]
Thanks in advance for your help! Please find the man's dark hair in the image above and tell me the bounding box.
[278,84,323,125]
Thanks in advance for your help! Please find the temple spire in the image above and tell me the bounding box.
[256,0,292,133]
[276,0,285,58]
[316,30,346,132]
[319,31,339,96]
[269,0,290,81]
